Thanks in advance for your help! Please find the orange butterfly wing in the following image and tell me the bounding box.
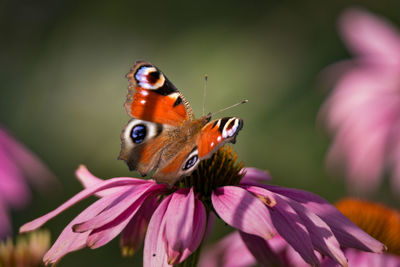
[125,61,193,126]
[197,117,243,159]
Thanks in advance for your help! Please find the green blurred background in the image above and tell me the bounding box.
[1,0,399,266]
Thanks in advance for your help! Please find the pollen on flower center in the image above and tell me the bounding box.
[179,146,244,198]
[335,198,400,255]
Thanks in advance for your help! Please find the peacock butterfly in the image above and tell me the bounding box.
[119,61,243,186]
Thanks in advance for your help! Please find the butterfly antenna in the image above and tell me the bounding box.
[202,75,208,116]
[211,99,248,116]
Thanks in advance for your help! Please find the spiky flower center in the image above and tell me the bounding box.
[179,146,244,206]
[335,198,400,255]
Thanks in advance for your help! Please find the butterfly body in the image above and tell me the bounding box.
[119,61,243,186]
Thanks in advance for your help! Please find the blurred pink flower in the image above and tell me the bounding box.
[0,126,55,239]
[20,163,384,266]
[200,232,399,267]
[321,8,400,193]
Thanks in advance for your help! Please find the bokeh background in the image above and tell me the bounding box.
[1,0,399,266]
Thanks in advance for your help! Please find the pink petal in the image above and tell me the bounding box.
[339,8,400,64]
[239,231,283,266]
[164,188,206,264]
[267,194,319,265]
[241,185,277,207]
[240,167,271,184]
[0,127,56,192]
[280,195,347,266]
[85,185,166,249]
[212,186,275,239]
[199,231,256,267]
[75,165,148,197]
[43,187,131,264]
[183,194,206,261]
[120,197,159,254]
[73,183,155,232]
[0,151,31,208]
[143,195,173,267]
[20,177,145,233]
[85,194,148,249]
[264,185,385,253]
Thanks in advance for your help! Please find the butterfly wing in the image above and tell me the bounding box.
[197,117,243,159]
[152,117,243,186]
[125,61,194,126]
[120,61,194,177]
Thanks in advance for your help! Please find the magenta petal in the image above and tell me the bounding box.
[239,231,283,266]
[339,7,400,62]
[0,128,56,192]
[120,197,159,253]
[0,151,31,208]
[73,183,155,232]
[75,165,149,197]
[267,194,319,266]
[164,188,206,264]
[86,185,166,249]
[182,193,206,262]
[279,195,347,266]
[20,177,143,233]
[265,185,385,253]
[240,167,271,184]
[86,193,149,249]
[199,231,256,267]
[144,195,173,267]
[43,188,131,264]
[212,186,275,239]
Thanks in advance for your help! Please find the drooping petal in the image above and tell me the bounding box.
[120,197,159,256]
[0,127,56,192]
[85,185,166,249]
[43,187,131,264]
[279,194,347,266]
[264,185,385,253]
[198,231,256,267]
[0,151,31,208]
[183,194,207,262]
[266,194,319,266]
[143,195,173,267]
[20,177,146,233]
[73,183,155,232]
[240,168,271,184]
[212,186,275,239]
[239,231,283,267]
[339,7,400,63]
[85,194,148,249]
[164,188,206,264]
[75,165,148,197]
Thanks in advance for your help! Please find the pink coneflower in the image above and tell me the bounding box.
[20,147,384,266]
[0,126,55,239]
[320,7,400,193]
[200,198,400,267]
